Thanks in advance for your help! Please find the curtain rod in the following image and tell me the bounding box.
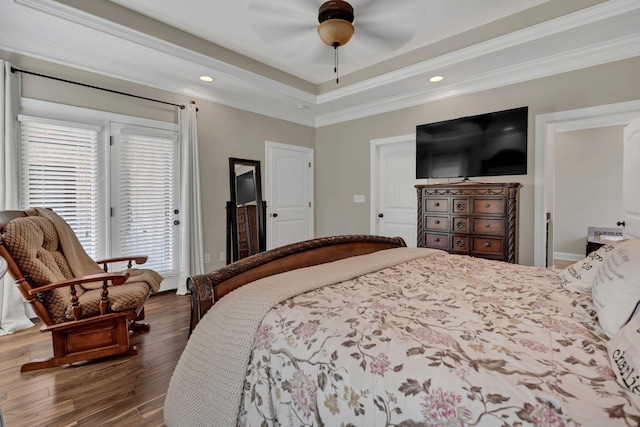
[11,66,185,109]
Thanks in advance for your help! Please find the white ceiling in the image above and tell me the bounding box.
[106,0,550,84]
[1,0,640,128]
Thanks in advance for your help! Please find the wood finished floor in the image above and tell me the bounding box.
[0,292,191,427]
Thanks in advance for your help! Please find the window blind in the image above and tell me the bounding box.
[117,134,177,273]
[19,118,101,259]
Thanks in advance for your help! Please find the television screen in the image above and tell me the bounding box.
[236,170,256,205]
[416,107,528,179]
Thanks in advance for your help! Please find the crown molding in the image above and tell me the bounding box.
[2,0,639,128]
[317,0,640,104]
[314,32,640,127]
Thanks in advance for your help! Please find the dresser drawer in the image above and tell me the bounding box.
[416,183,521,263]
[472,218,505,236]
[451,235,469,254]
[425,198,448,213]
[452,217,469,233]
[425,233,449,249]
[473,198,504,215]
[452,198,469,214]
[425,216,449,231]
[472,237,504,255]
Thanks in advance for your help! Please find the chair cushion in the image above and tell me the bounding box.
[3,216,81,323]
[2,215,150,324]
[3,216,73,286]
[75,281,151,321]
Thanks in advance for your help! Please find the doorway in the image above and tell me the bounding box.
[534,99,640,267]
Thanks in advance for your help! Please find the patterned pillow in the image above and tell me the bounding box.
[558,243,616,294]
[607,311,640,396]
[592,238,640,338]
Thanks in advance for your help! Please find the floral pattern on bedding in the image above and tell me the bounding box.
[238,253,640,426]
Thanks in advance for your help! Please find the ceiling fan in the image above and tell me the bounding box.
[247,0,426,83]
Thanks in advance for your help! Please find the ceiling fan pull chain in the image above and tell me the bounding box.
[334,44,339,84]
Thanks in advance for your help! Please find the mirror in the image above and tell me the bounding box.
[227,158,266,263]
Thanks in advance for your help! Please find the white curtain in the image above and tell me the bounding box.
[0,60,34,335]
[177,101,205,294]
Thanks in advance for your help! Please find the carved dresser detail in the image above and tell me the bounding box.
[417,182,522,263]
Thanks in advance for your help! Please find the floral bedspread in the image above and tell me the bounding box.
[239,252,640,426]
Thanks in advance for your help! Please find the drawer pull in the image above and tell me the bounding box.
[434,237,440,242]
[485,223,491,228]
[457,221,465,229]
[434,220,440,224]
[456,202,465,210]
[484,242,491,248]
[455,239,464,247]
[485,203,491,208]
[434,202,440,207]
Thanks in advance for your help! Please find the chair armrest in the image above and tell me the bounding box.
[27,272,130,295]
[95,256,148,266]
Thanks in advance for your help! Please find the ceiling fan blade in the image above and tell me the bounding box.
[354,22,416,50]
[351,0,427,52]
[247,0,318,21]
[251,21,316,43]
[247,0,321,43]
[354,0,426,20]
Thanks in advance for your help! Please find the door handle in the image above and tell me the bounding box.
[378,213,384,218]
[617,221,625,227]
[272,213,278,218]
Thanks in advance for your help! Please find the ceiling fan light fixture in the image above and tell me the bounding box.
[317,18,354,47]
[317,1,355,83]
[318,0,354,47]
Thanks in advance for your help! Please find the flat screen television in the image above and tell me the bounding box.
[236,170,256,205]
[416,106,528,179]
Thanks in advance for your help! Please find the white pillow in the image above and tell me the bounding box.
[607,311,640,396]
[558,243,616,294]
[592,238,640,338]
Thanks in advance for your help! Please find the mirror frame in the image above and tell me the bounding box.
[227,157,266,263]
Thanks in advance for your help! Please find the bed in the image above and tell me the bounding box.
[165,235,640,426]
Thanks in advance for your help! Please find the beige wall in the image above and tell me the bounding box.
[554,126,625,256]
[4,51,640,268]
[315,57,640,265]
[1,51,315,271]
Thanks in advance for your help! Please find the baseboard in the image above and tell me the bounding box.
[554,251,584,262]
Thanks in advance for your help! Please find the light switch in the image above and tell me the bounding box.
[353,195,365,203]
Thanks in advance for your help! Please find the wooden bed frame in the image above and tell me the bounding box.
[187,235,406,334]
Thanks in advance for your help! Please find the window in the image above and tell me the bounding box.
[18,100,179,290]
[111,124,179,275]
[19,116,103,258]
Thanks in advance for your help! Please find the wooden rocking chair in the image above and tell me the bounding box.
[0,209,162,372]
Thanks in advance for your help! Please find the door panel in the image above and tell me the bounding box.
[373,138,417,247]
[266,142,314,249]
[110,123,179,291]
[624,117,640,238]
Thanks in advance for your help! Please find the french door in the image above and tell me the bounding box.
[19,109,180,291]
[110,123,180,290]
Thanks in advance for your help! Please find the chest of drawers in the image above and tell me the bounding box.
[417,182,521,263]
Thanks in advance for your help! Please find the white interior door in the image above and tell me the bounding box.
[265,141,314,249]
[623,117,640,238]
[371,135,417,247]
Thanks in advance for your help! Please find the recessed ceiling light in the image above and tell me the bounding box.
[199,75,214,82]
[429,75,444,83]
